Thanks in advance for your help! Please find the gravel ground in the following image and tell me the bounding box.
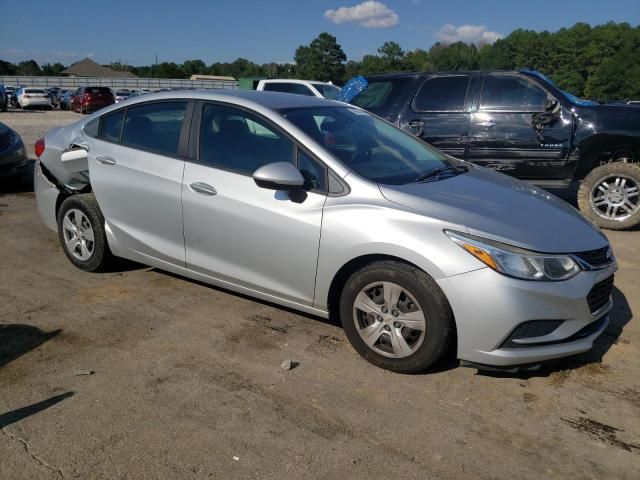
[0,109,639,479]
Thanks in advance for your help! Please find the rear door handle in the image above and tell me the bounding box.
[189,182,217,196]
[96,155,116,165]
[408,119,424,128]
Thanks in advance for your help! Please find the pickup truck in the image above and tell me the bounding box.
[257,79,341,100]
[350,70,640,230]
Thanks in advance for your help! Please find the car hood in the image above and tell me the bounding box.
[378,166,608,253]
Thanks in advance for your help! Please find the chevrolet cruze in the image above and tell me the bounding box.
[34,90,617,373]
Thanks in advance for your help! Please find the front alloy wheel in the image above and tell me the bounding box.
[578,162,640,230]
[589,174,639,222]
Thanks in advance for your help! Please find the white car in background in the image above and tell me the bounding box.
[17,88,52,110]
[113,90,130,103]
[257,79,341,99]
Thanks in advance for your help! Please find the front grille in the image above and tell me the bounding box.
[587,276,614,313]
[574,246,611,268]
[0,131,11,152]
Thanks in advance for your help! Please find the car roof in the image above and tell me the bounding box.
[120,89,338,110]
[363,70,526,80]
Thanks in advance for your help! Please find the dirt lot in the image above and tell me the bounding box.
[1,109,639,479]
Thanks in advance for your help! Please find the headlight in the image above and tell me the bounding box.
[9,131,20,145]
[445,230,581,281]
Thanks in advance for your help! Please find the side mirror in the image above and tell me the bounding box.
[544,98,559,112]
[253,162,305,191]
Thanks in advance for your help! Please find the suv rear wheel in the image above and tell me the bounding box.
[340,261,454,373]
[578,162,640,230]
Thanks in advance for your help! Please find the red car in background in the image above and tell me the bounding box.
[71,87,115,114]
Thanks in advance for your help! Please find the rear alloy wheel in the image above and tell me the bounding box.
[340,261,454,373]
[578,162,640,230]
[57,194,114,272]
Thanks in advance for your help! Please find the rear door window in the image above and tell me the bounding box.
[480,75,548,111]
[412,76,470,112]
[121,102,187,155]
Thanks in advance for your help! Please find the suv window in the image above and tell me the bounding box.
[199,103,294,173]
[480,75,548,111]
[263,83,315,96]
[121,101,187,155]
[350,78,411,111]
[413,76,469,112]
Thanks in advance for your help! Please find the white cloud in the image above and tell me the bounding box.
[325,1,399,28]
[435,24,503,45]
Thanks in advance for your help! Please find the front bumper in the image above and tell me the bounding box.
[437,262,617,367]
[0,143,28,178]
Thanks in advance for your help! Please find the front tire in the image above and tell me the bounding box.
[57,194,114,272]
[578,162,640,230]
[339,261,454,373]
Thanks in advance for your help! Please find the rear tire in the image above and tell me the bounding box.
[339,260,454,373]
[578,162,640,230]
[57,194,114,272]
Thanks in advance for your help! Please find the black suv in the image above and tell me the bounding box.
[350,70,640,229]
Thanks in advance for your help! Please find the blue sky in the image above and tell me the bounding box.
[1,0,639,66]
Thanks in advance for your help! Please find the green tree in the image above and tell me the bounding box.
[0,60,18,75]
[378,41,404,71]
[428,42,478,70]
[17,59,42,75]
[42,62,66,76]
[295,32,346,83]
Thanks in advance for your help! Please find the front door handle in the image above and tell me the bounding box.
[96,155,116,165]
[189,182,217,196]
[477,122,496,129]
[408,120,424,128]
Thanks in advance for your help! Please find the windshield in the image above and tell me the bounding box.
[522,69,598,106]
[313,83,341,100]
[280,106,455,185]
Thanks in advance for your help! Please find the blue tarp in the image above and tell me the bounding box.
[336,75,368,103]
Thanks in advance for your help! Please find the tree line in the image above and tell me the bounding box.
[1,22,638,101]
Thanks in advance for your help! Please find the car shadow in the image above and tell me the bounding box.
[477,286,632,379]
[0,324,61,368]
[0,392,74,429]
[151,268,463,374]
[0,159,34,194]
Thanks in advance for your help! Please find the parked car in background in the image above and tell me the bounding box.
[59,91,75,110]
[0,121,28,178]
[257,79,341,99]
[114,90,130,103]
[0,85,7,111]
[350,70,640,230]
[16,88,52,110]
[34,90,615,374]
[4,86,16,106]
[71,87,115,114]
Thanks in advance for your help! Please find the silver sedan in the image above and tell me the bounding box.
[34,90,616,373]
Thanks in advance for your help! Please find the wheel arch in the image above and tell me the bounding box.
[575,133,640,180]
